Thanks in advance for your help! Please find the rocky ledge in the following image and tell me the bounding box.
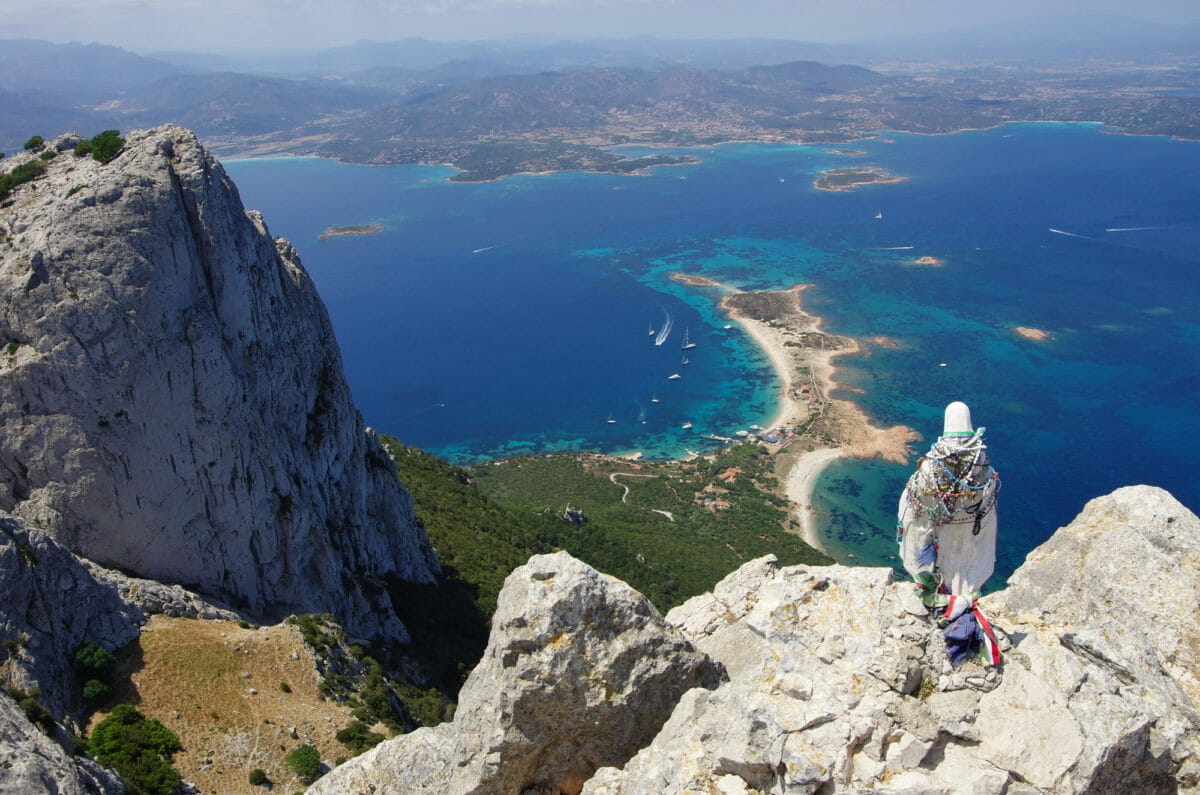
[322,485,1200,794]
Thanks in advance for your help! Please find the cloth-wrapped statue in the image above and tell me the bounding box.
[897,401,1002,667]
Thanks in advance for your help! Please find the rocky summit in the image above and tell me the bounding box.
[0,127,439,641]
[323,485,1200,793]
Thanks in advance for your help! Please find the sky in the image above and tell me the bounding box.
[4,0,1200,53]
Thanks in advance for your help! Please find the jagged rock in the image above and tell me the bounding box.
[0,693,123,794]
[0,512,237,719]
[584,485,1200,793]
[0,126,438,641]
[309,551,724,794]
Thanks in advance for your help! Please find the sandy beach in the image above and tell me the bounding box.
[673,274,919,556]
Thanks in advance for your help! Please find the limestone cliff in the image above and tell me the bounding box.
[0,127,439,641]
[322,485,1200,794]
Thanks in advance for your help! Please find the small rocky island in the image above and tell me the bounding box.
[813,166,907,191]
[319,223,382,239]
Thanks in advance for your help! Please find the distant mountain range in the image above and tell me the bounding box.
[3,16,1199,179]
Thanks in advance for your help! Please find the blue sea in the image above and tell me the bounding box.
[225,123,1200,586]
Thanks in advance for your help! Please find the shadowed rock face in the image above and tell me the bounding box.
[0,126,438,641]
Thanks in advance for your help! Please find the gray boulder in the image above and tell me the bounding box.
[586,485,1200,793]
[0,126,438,641]
[310,551,724,794]
[0,693,123,795]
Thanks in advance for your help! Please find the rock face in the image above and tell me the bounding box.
[585,484,1200,794]
[312,487,1199,794]
[0,128,438,640]
[0,693,123,795]
[309,552,725,794]
[1,512,238,719]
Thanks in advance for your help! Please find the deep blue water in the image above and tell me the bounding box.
[225,123,1200,586]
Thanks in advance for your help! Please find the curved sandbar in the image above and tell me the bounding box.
[671,274,919,555]
[813,167,907,192]
[319,223,382,240]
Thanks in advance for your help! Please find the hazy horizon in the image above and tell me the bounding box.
[7,0,1200,55]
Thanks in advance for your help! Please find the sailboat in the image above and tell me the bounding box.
[874,210,884,220]
[607,414,617,424]
[668,373,681,380]
[681,355,689,365]
[648,322,655,336]
[650,394,660,403]
[681,421,694,430]
[680,327,697,350]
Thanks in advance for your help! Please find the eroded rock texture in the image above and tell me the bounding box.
[0,128,438,641]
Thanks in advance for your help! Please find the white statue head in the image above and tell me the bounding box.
[943,401,973,437]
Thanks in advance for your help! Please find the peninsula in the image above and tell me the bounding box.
[669,274,919,553]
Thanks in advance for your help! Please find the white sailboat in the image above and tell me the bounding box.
[650,394,660,403]
[607,414,617,424]
[682,421,694,430]
[874,210,884,220]
[681,327,697,350]
[681,355,689,365]
[668,373,681,380]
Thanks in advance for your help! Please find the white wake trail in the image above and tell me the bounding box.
[655,309,673,346]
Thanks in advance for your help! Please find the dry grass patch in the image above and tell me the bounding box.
[88,615,369,794]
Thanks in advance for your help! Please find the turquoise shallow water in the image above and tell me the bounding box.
[226,123,1200,587]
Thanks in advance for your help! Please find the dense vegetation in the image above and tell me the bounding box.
[382,438,553,696]
[466,445,832,608]
[381,438,830,704]
[87,704,182,795]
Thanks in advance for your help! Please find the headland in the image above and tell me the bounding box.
[670,274,919,554]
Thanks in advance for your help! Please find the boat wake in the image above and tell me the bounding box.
[874,245,914,250]
[472,244,500,254]
[1105,226,1163,233]
[1048,228,1098,241]
[655,309,673,346]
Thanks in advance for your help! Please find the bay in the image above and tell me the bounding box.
[226,123,1200,586]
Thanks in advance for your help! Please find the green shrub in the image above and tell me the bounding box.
[89,130,124,164]
[6,687,54,734]
[23,136,44,150]
[75,640,117,680]
[74,140,93,157]
[87,704,181,795]
[248,767,268,786]
[82,679,111,703]
[38,149,55,161]
[335,720,384,755]
[285,744,321,784]
[66,183,88,197]
[279,681,292,693]
[0,158,48,202]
